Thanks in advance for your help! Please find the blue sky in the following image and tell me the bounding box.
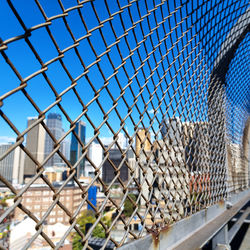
[0,0,248,145]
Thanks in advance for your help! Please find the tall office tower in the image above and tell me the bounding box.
[70,121,86,178]
[161,117,182,145]
[62,139,70,161]
[44,113,63,167]
[24,117,45,179]
[0,144,16,185]
[135,128,151,156]
[183,122,209,172]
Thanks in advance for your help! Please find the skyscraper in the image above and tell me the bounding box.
[0,144,19,186]
[161,117,182,145]
[44,113,64,167]
[70,121,86,178]
[24,117,45,179]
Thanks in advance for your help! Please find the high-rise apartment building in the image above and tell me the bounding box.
[24,117,45,179]
[182,121,209,172]
[44,113,64,167]
[70,121,86,178]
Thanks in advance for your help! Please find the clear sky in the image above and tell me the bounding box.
[0,0,249,145]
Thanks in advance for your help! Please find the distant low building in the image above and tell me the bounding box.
[14,184,86,225]
[10,217,72,250]
[44,166,67,183]
[9,217,43,250]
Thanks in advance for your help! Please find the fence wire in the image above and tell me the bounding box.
[0,0,249,249]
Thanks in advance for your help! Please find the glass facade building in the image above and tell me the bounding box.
[44,113,63,167]
[70,121,86,178]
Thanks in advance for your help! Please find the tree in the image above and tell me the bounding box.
[0,199,7,208]
[72,210,111,250]
[124,194,137,217]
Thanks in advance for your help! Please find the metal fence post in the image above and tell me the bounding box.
[212,224,230,250]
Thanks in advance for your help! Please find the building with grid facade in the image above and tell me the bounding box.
[44,113,64,167]
[14,184,85,225]
[70,121,86,178]
[24,117,46,180]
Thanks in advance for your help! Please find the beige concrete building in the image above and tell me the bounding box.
[138,139,189,210]
[135,128,151,156]
[24,117,45,179]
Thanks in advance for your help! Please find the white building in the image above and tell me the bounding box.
[10,218,70,249]
[9,217,43,250]
[86,139,103,178]
[117,132,127,149]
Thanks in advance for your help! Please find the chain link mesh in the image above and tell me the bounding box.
[0,0,249,249]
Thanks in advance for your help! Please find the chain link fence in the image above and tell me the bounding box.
[0,0,249,249]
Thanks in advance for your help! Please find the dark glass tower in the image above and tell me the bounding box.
[70,121,86,178]
[45,113,63,167]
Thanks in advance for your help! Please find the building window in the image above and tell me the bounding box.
[43,191,49,195]
[49,218,56,223]
[26,198,31,203]
[34,205,40,209]
[58,217,63,222]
